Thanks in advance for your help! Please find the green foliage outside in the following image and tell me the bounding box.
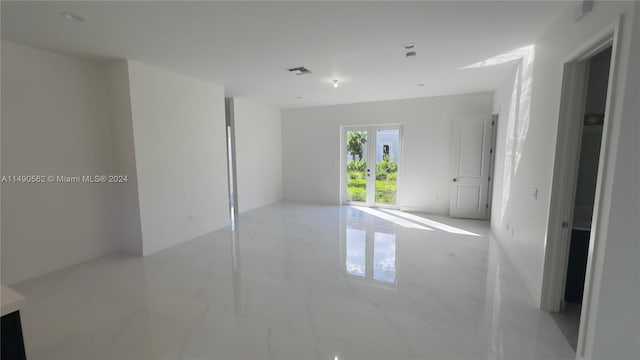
[345,130,397,204]
[375,178,397,204]
[346,159,397,204]
[346,159,367,172]
[347,178,367,202]
[347,131,367,161]
[375,159,397,180]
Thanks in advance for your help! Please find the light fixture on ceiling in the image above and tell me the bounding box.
[332,79,339,88]
[60,11,84,22]
[287,66,312,75]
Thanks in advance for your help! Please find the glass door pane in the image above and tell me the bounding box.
[375,129,399,205]
[345,129,369,203]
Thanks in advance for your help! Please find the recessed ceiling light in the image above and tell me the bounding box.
[61,11,84,22]
[332,79,340,88]
[404,43,415,50]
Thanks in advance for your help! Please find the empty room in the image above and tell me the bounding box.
[1,1,639,360]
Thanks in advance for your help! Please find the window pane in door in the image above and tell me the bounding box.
[375,129,399,205]
[346,130,368,202]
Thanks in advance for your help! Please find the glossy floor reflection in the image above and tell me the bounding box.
[343,207,397,284]
[14,203,575,359]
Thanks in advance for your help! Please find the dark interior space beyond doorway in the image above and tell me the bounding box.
[552,46,612,352]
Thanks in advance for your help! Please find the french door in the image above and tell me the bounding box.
[343,126,401,208]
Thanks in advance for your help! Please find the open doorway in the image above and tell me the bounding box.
[549,46,612,351]
[539,21,624,359]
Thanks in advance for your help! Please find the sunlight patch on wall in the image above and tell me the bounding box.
[514,46,535,174]
[474,46,538,223]
[501,66,520,223]
[461,45,534,69]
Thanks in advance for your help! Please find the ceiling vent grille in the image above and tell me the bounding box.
[287,66,312,75]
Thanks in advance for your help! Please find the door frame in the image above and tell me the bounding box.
[539,17,621,360]
[486,115,498,220]
[341,125,403,208]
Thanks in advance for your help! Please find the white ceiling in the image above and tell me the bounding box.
[1,1,572,109]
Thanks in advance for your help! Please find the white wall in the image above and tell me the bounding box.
[491,1,639,358]
[2,50,232,277]
[589,2,640,358]
[127,61,229,255]
[0,40,2,288]
[1,41,120,284]
[232,98,282,214]
[282,93,492,214]
[491,0,636,300]
[106,61,143,255]
[492,63,546,298]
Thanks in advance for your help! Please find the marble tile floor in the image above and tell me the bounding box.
[13,203,576,359]
[550,303,581,351]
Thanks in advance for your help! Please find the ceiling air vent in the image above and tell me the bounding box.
[287,66,312,75]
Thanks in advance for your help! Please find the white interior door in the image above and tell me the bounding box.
[450,117,492,219]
